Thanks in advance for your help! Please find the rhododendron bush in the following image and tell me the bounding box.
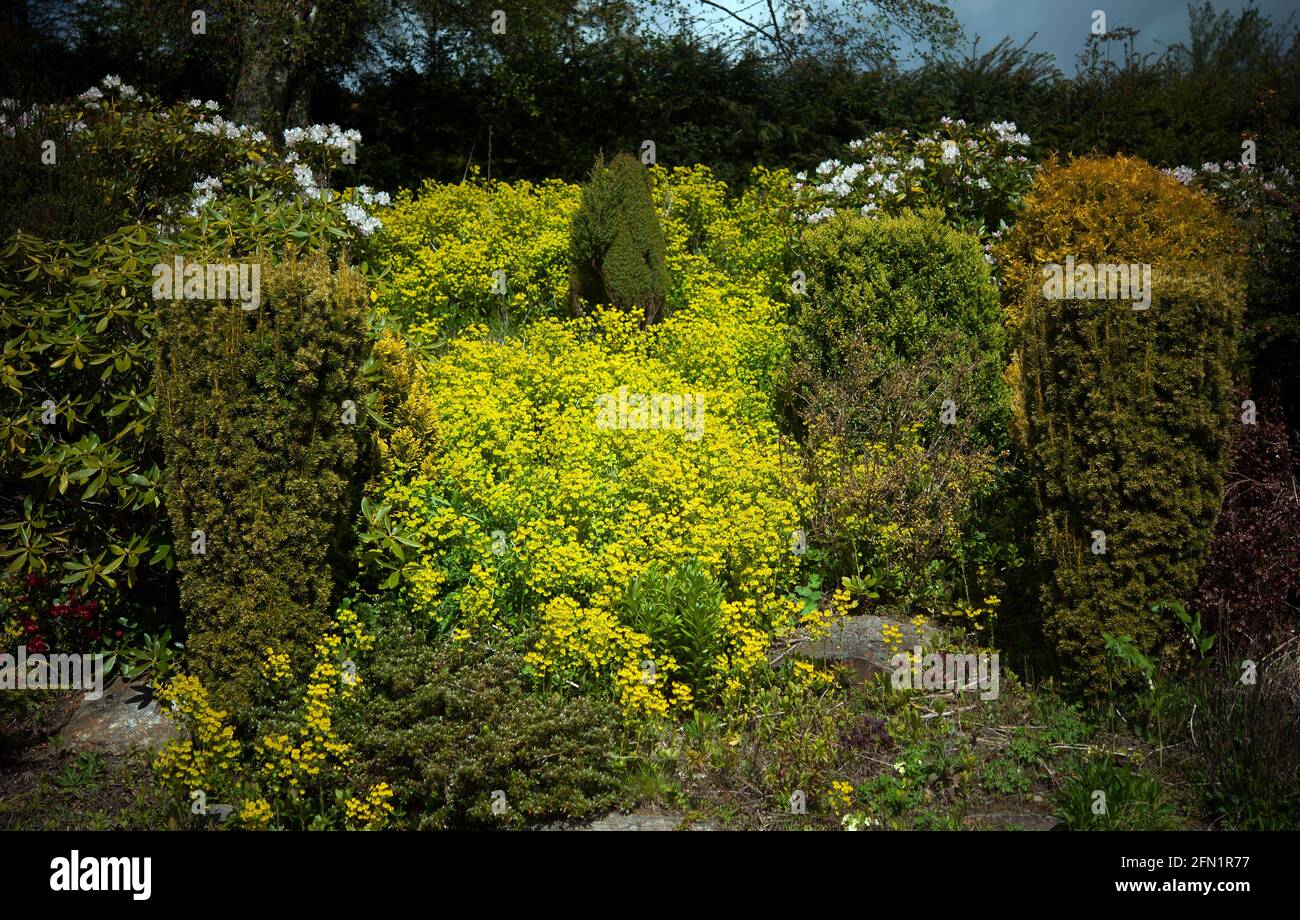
[0,82,387,646]
[794,119,1038,243]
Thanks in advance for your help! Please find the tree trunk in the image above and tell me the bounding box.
[231,11,309,136]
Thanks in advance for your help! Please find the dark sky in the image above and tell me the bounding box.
[944,0,1300,69]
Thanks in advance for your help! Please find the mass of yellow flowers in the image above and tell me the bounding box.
[364,166,816,717]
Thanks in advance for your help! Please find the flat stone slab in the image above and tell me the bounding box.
[540,812,722,831]
[789,613,938,674]
[59,676,177,756]
[962,811,1062,831]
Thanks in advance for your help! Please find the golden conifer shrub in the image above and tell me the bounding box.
[997,155,1243,691]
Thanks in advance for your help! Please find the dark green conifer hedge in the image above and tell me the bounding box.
[155,256,368,710]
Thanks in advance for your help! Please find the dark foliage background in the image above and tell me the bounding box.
[1194,397,1300,654]
[4,2,1298,190]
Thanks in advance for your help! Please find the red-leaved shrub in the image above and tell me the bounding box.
[1194,398,1300,652]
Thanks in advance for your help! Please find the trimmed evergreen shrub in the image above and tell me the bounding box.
[336,621,622,830]
[999,155,1243,691]
[787,210,1008,445]
[569,152,669,325]
[155,256,368,711]
[782,211,1009,604]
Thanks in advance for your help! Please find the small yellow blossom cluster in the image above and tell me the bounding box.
[155,607,387,829]
[255,623,363,795]
[344,782,396,830]
[1,615,22,646]
[831,779,855,811]
[945,594,1001,633]
[236,797,274,829]
[791,659,836,691]
[334,602,375,658]
[154,674,242,795]
[525,596,682,718]
[260,647,293,683]
[613,655,684,720]
[797,586,858,643]
[718,597,788,686]
[1,576,37,647]
[881,622,907,655]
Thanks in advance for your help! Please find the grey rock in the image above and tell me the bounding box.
[962,811,1062,831]
[58,675,177,755]
[786,612,938,678]
[540,811,722,831]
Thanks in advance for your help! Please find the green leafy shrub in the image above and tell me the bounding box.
[0,88,231,244]
[795,335,998,604]
[336,622,623,829]
[980,756,1031,795]
[785,211,1007,602]
[155,256,369,711]
[569,152,669,325]
[616,560,726,702]
[999,155,1243,691]
[1,226,171,606]
[0,681,62,758]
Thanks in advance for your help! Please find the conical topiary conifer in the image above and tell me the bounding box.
[569,152,668,325]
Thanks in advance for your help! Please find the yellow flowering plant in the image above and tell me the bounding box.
[358,167,821,719]
[152,604,391,830]
[367,171,581,334]
[343,781,397,830]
